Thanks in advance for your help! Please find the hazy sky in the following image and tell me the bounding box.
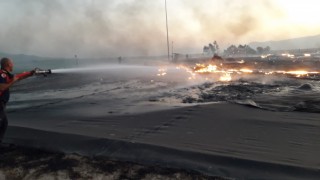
[0,0,319,58]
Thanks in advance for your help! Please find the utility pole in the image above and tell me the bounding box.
[165,0,170,61]
[172,41,174,61]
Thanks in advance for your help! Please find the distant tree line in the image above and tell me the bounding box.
[203,41,271,56]
[223,44,271,56]
[203,41,219,55]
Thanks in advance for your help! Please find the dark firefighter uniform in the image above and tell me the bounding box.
[0,69,14,143]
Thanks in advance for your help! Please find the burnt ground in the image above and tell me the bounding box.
[0,144,231,180]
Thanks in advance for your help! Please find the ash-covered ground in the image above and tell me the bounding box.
[2,58,320,179]
[0,144,226,180]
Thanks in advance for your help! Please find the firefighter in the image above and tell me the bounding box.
[0,57,35,144]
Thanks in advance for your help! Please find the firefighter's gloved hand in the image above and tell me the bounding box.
[30,69,36,75]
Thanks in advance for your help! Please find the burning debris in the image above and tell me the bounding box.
[151,56,320,113]
[157,68,167,76]
[157,59,320,82]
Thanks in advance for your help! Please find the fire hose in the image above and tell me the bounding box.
[15,68,52,79]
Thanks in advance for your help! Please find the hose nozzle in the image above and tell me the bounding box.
[34,68,52,76]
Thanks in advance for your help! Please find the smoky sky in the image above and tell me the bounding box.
[0,0,319,58]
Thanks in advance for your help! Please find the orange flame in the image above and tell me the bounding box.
[158,63,320,82]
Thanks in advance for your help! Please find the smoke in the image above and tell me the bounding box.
[0,0,316,58]
[169,0,286,50]
[0,0,168,58]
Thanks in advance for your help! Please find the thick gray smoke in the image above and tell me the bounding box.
[0,0,168,57]
[0,0,303,58]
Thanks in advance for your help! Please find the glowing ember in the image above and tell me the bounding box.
[261,54,271,59]
[283,70,319,77]
[194,64,217,73]
[286,70,309,75]
[157,68,167,76]
[177,65,197,80]
[240,69,253,73]
[281,53,295,58]
[219,73,232,82]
